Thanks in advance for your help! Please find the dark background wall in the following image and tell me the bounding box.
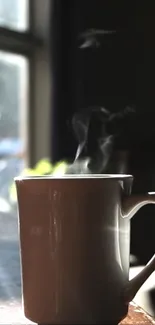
[51,1,154,161]
[50,1,155,264]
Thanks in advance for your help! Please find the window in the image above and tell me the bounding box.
[0,0,51,323]
[0,0,28,31]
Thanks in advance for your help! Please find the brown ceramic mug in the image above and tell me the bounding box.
[15,174,155,324]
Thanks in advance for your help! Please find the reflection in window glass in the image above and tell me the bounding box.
[0,0,28,31]
[0,52,28,308]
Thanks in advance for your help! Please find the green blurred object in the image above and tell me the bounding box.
[9,158,69,204]
[34,158,53,175]
[52,161,68,176]
[21,168,40,176]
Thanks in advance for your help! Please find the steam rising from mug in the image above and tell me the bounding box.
[65,106,135,174]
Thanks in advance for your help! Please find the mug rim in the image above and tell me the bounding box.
[14,174,133,181]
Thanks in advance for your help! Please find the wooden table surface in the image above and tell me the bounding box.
[120,301,155,324]
[0,301,155,324]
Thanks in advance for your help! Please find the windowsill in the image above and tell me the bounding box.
[0,301,35,324]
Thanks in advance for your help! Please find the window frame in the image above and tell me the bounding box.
[0,0,51,167]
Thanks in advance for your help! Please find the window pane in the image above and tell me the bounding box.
[0,52,28,309]
[0,0,28,31]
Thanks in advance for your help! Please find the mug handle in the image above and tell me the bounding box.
[122,192,155,303]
